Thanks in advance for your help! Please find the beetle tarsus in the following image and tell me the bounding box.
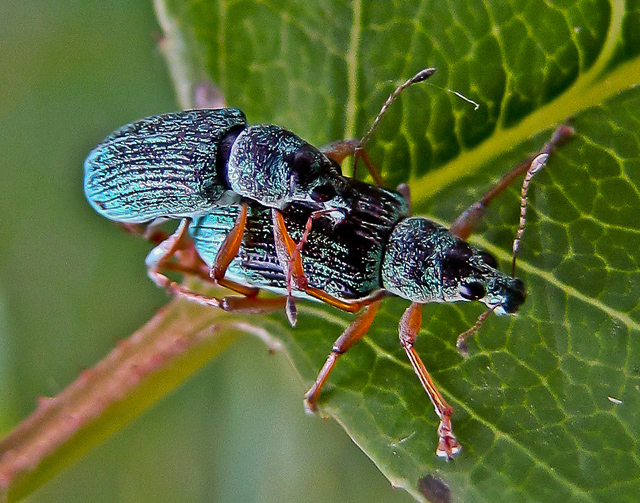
[436,417,461,460]
[286,297,298,326]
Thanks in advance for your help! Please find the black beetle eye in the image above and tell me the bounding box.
[460,282,486,301]
[291,146,318,174]
[502,278,526,313]
[448,241,473,261]
[479,251,498,269]
[310,183,336,203]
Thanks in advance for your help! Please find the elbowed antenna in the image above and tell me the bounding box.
[455,155,548,354]
[456,123,574,355]
[358,67,437,149]
[346,67,437,184]
[511,123,574,276]
[511,153,548,276]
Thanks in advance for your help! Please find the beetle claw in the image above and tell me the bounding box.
[435,417,461,460]
[286,296,297,326]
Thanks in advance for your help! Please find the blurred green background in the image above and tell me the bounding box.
[0,1,410,501]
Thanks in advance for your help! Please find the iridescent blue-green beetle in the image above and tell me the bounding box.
[157,125,571,459]
[83,69,438,323]
[182,184,525,460]
[83,107,357,325]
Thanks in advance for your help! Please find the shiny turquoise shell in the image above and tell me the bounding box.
[382,217,526,313]
[84,108,246,223]
[226,124,347,210]
[190,182,408,300]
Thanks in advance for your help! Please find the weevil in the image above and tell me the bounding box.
[84,109,353,223]
[84,109,348,311]
[83,69,437,323]
[155,123,571,458]
[182,188,521,459]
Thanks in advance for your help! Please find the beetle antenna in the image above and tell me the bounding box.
[456,153,548,358]
[358,67,436,148]
[456,306,498,356]
[511,123,574,276]
[511,153,548,276]
[458,152,546,357]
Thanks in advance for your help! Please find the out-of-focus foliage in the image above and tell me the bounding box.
[0,1,409,502]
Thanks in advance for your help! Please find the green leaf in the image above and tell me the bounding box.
[4,1,637,501]
[155,1,640,501]
[0,299,274,501]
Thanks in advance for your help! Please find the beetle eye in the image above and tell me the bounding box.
[291,146,318,174]
[460,282,486,300]
[310,183,336,203]
[502,278,526,313]
[479,251,498,268]
[448,241,473,261]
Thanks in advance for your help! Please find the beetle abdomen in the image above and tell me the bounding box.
[190,183,407,300]
[84,108,247,223]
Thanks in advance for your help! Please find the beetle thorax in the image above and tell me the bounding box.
[381,217,526,313]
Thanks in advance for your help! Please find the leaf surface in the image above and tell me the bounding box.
[154,0,640,501]
[3,1,634,501]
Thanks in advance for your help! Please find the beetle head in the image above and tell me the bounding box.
[226,125,349,213]
[382,217,526,314]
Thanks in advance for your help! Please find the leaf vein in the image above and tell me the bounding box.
[344,0,362,140]
[472,235,640,331]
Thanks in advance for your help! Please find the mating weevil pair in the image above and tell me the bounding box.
[84,69,572,459]
[84,68,437,325]
[83,107,346,324]
[177,133,568,459]
[83,100,360,323]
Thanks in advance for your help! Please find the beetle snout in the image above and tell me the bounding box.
[502,278,526,313]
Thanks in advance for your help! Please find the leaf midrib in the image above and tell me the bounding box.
[298,302,599,503]
[411,0,635,203]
